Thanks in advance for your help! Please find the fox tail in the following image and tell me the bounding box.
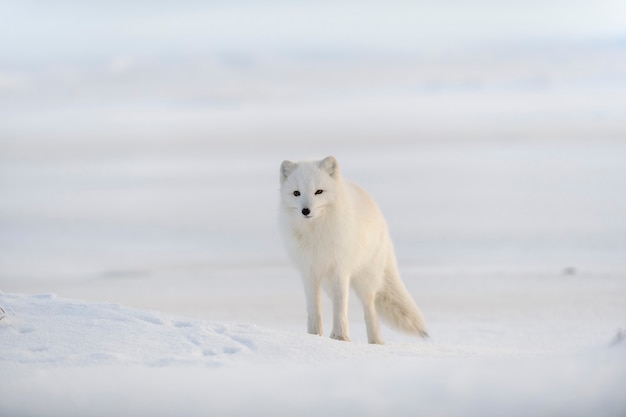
[375,259,428,338]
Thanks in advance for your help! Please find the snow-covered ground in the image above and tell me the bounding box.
[2,1,626,416]
[1,288,625,417]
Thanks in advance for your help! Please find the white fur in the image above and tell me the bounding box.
[279,156,428,344]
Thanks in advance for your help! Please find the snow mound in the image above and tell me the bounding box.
[1,292,625,417]
[1,292,271,367]
[0,292,440,368]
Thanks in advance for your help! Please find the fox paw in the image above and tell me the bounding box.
[330,333,351,342]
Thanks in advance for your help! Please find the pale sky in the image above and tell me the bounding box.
[2,1,625,64]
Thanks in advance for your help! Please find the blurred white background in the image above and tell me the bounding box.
[1,1,625,305]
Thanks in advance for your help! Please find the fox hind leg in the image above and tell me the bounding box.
[363,293,384,344]
[353,271,385,344]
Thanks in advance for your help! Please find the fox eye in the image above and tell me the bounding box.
[293,191,300,197]
[315,190,323,195]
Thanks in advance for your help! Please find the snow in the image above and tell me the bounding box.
[2,1,626,416]
[1,286,626,417]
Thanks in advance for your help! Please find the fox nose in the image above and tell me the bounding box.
[301,208,310,216]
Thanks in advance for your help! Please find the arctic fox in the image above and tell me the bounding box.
[279,156,428,344]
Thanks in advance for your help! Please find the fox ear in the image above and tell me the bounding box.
[319,156,339,178]
[280,160,296,183]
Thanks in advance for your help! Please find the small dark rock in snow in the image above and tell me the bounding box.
[563,267,577,276]
[610,329,625,347]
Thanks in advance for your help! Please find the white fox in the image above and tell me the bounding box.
[279,156,428,344]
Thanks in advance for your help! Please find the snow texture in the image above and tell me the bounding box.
[1,290,625,417]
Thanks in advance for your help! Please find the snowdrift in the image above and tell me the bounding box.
[1,292,625,417]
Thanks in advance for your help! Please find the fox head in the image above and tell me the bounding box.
[280,156,341,220]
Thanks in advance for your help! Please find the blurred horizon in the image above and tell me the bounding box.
[2,1,625,114]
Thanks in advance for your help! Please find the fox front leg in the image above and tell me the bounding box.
[303,274,323,336]
[329,274,351,342]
